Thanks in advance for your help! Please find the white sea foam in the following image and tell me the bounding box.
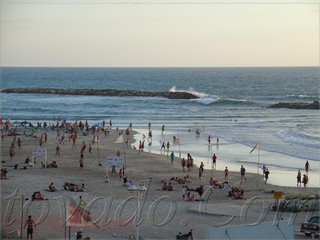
[274,129,320,149]
[169,86,208,98]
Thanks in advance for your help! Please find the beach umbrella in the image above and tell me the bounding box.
[21,120,30,125]
[12,121,21,125]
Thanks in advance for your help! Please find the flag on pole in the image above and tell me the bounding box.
[114,134,124,143]
[65,198,92,227]
[250,142,260,154]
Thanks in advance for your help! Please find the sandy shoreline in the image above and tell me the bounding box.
[1,124,319,239]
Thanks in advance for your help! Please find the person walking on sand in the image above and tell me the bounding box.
[24,215,36,240]
[305,161,309,173]
[297,170,302,187]
[161,124,165,134]
[240,165,246,181]
[212,153,217,170]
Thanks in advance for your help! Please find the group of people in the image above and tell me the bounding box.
[182,185,205,201]
[296,161,310,188]
[228,187,246,200]
[63,182,86,192]
[168,174,192,184]
[180,153,194,172]
[161,181,173,191]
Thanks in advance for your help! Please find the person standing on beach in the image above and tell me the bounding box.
[212,153,217,170]
[161,124,165,134]
[79,154,84,170]
[181,158,186,172]
[166,141,170,152]
[24,215,36,240]
[302,174,308,189]
[170,151,174,165]
[305,161,309,173]
[264,169,270,184]
[55,144,61,157]
[224,167,229,181]
[297,170,302,187]
[88,143,92,156]
[240,165,246,181]
[199,162,204,179]
[182,185,187,201]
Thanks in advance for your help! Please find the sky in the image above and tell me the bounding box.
[0,0,319,67]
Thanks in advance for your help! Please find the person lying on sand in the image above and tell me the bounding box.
[63,182,86,192]
[31,191,47,201]
[228,187,246,200]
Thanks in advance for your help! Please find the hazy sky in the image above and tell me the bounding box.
[1,0,319,67]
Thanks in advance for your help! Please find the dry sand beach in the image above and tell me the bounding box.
[1,123,319,240]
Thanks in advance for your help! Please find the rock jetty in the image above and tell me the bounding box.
[2,88,198,100]
[268,101,319,110]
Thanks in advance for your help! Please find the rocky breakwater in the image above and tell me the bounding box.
[2,88,198,100]
[268,101,319,110]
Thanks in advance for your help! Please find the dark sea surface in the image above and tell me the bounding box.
[1,67,319,186]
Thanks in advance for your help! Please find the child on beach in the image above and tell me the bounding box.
[224,167,229,181]
[297,170,302,187]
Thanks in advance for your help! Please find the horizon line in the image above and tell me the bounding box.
[1,65,319,69]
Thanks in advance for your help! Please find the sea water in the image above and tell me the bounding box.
[1,67,319,187]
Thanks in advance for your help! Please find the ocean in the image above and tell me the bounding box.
[1,67,319,187]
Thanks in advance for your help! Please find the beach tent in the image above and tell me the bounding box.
[12,121,21,125]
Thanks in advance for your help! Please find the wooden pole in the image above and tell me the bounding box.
[97,134,101,166]
[256,142,260,188]
[122,136,126,169]
[20,195,23,239]
[178,133,181,158]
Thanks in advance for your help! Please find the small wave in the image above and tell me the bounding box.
[274,129,320,149]
[169,86,253,105]
[285,94,319,100]
[189,95,219,105]
[190,96,252,106]
[169,86,208,98]
[215,98,252,104]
